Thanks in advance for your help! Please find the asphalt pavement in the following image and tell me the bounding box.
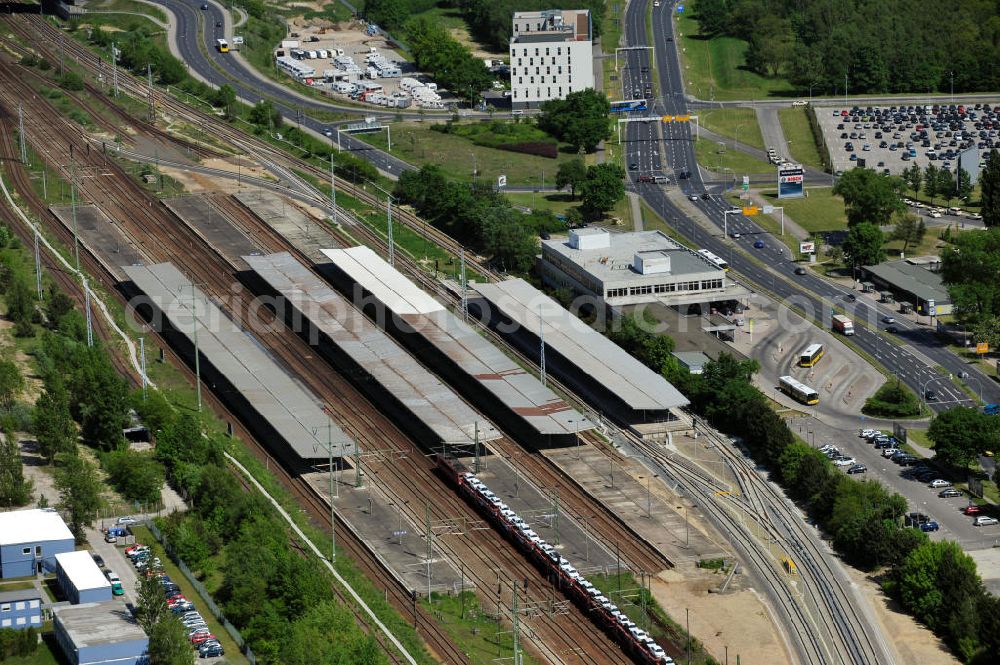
[624,0,1000,414]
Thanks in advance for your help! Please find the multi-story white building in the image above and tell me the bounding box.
[509,9,594,109]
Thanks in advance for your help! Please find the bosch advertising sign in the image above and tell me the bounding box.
[778,164,804,199]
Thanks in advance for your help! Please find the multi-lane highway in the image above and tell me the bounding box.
[621,0,1000,412]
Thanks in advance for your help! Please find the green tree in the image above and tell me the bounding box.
[0,427,33,507]
[957,165,973,203]
[537,89,611,153]
[55,453,102,542]
[556,158,587,199]
[33,380,77,464]
[57,71,84,91]
[923,164,940,200]
[890,212,926,255]
[904,164,922,198]
[936,167,957,204]
[971,315,1000,350]
[580,163,625,220]
[841,222,886,267]
[928,407,1000,468]
[134,572,168,633]
[148,615,193,665]
[104,449,164,505]
[0,360,24,410]
[981,149,1000,228]
[215,84,237,119]
[745,16,795,76]
[249,100,281,130]
[832,168,906,227]
[940,229,1000,320]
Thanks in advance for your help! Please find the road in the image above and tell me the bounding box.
[153,0,413,176]
[620,1,1000,414]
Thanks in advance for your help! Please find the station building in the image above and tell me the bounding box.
[0,590,43,630]
[509,9,594,109]
[540,228,750,311]
[53,603,148,665]
[0,508,75,578]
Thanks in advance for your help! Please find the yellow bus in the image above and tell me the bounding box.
[216,39,229,53]
[779,375,819,405]
[798,343,824,367]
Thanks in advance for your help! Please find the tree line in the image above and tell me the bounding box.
[693,0,1000,94]
[610,314,999,662]
[364,0,607,50]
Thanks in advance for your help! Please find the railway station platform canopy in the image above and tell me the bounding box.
[124,262,353,461]
[471,278,690,419]
[244,252,501,445]
[320,246,592,442]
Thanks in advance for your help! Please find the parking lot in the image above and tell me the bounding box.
[792,417,1000,551]
[815,102,1000,175]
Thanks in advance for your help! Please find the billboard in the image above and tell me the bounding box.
[799,241,815,254]
[957,147,982,186]
[778,164,804,199]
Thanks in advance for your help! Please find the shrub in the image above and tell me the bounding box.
[862,381,922,417]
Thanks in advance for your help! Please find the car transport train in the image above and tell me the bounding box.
[436,454,674,665]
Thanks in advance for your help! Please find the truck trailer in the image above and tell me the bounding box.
[832,314,854,335]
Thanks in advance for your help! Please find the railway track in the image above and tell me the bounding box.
[615,419,888,665]
[0,57,646,665]
[2,15,498,281]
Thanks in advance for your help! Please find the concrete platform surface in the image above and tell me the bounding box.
[235,190,338,262]
[163,196,259,265]
[50,204,144,276]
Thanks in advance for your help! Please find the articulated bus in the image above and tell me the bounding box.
[610,99,647,113]
[697,248,729,271]
[779,375,819,405]
[798,343,824,367]
[216,39,229,53]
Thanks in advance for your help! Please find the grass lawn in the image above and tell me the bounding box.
[358,122,581,186]
[130,526,247,664]
[0,580,37,591]
[674,5,795,101]
[778,107,824,170]
[697,108,765,149]
[884,224,956,260]
[759,188,848,233]
[505,191,577,216]
[417,6,507,58]
[86,0,167,23]
[422,592,537,665]
[694,137,772,175]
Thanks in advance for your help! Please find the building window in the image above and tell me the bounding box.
[534,48,539,56]
[557,47,562,56]
[545,47,549,55]
[1,604,10,612]
[22,547,30,555]
[546,67,550,74]
[558,66,563,74]
[30,616,40,625]
[34,546,40,556]
[1,620,10,628]
[530,77,534,84]
[518,77,522,84]
[547,87,551,97]
[15,618,24,626]
[14,603,24,611]
[28,600,39,609]
[702,279,723,290]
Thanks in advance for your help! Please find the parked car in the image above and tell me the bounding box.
[929,479,952,488]
[833,457,856,467]
[920,521,940,532]
[104,533,118,544]
[963,504,982,515]
[199,643,224,658]
[191,634,217,645]
[939,488,963,498]
[847,464,867,474]
[116,516,138,525]
[973,516,999,526]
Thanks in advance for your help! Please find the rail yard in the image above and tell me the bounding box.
[4,3,994,665]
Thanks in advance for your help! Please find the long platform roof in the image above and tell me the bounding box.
[320,247,591,436]
[124,262,352,460]
[472,278,690,412]
[244,252,500,444]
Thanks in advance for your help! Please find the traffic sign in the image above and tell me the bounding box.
[742,175,749,191]
[661,115,675,122]
[497,175,507,188]
[675,115,690,122]
[763,205,774,214]
[677,4,685,12]
[392,530,408,538]
[977,342,989,354]
[742,206,760,216]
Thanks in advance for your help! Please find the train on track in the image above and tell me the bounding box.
[436,454,674,665]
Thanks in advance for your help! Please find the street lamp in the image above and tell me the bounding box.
[808,82,819,103]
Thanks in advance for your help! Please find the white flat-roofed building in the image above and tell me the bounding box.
[540,228,749,309]
[0,508,75,578]
[55,551,112,605]
[509,9,594,109]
